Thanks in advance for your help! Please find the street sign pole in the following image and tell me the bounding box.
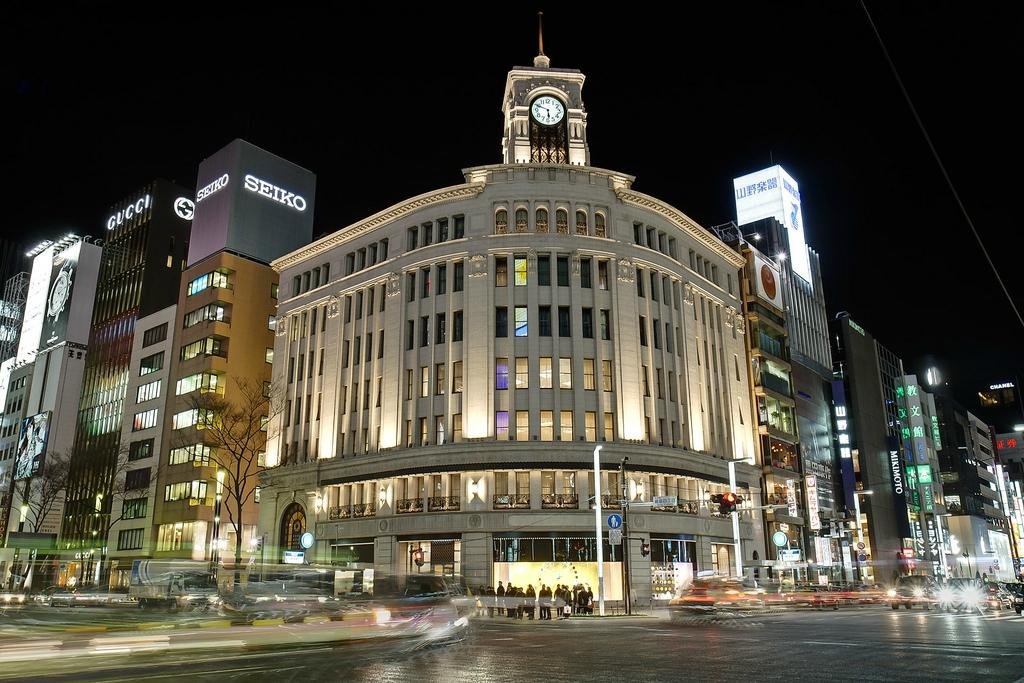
[593,445,605,617]
[620,457,631,616]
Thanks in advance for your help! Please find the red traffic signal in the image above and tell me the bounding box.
[718,492,741,514]
[412,548,425,567]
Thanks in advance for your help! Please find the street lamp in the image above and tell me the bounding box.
[853,490,873,580]
[727,457,753,578]
[592,445,605,617]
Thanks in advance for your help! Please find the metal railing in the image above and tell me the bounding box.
[601,495,622,510]
[328,506,352,520]
[651,499,701,515]
[428,496,460,512]
[396,498,424,514]
[541,493,579,509]
[352,503,375,518]
[493,494,530,509]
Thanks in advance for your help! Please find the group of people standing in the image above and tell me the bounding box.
[479,581,595,620]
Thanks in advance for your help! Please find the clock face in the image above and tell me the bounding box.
[48,268,72,320]
[531,96,565,126]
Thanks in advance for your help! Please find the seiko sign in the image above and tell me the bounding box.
[106,195,152,230]
[889,449,904,494]
[196,173,230,203]
[243,174,307,212]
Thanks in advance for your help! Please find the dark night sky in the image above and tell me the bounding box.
[4,3,1021,410]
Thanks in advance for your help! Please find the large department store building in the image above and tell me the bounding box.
[259,52,766,604]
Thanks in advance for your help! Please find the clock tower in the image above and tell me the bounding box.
[501,43,589,166]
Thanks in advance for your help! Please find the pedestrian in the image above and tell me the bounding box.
[539,584,551,620]
[484,584,496,617]
[585,584,594,615]
[555,585,566,620]
[526,584,536,619]
[496,581,505,616]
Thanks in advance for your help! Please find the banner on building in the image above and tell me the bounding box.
[14,411,51,480]
[805,475,821,530]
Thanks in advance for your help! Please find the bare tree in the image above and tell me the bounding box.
[13,450,72,534]
[93,446,160,586]
[184,378,280,585]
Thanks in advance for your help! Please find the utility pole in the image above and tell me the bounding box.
[620,456,631,616]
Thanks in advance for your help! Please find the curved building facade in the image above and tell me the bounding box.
[259,55,765,604]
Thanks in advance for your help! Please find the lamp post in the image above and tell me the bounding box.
[619,456,631,615]
[853,490,873,581]
[727,457,753,578]
[592,445,605,617]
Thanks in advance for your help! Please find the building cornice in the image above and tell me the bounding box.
[271,183,487,272]
[614,188,747,268]
[462,163,634,189]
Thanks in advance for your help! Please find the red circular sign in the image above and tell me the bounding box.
[760,264,777,300]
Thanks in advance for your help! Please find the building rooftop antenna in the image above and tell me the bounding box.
[534,11,550,68]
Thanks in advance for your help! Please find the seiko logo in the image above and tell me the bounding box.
[196,173,230,203]
[107,195,151,230]
[889,450,904,494]
[243,174,307,212]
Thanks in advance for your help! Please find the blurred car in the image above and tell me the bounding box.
[0,591,26,605]
[669,577,767,614]
[835,583,886,605]
[356,575,469,644]
[887,575,936,610]
[41,587,135,608]
[1002,583,1023,614]
[935,578,1000,612]
[761,583,840,610]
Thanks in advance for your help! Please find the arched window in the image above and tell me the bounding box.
[515,208,528,233]
[495,208,508,234]
[576,210,588,235]
[280,502,306,552]
[595,213,606,238]
[536,207,549,233]
[556,208,569,234]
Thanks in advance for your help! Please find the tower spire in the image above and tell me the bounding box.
[534,11,550,68]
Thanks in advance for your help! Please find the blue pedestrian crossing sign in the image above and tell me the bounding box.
[607,514,623,529]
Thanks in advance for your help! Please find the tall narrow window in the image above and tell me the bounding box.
[436,313,446,344]
[603,360,614,391]
[496,411,509,440]
[435,363,446,395]
[495,209,508,234]
[452,361,464,393]
[437,263,447,295]
[495,307,508,337]
[595,213,606,238]
[560,410,574,441]
[557,256,569,286]
[582,308,594,339]
[576,210,588,235]
[538,255,551,286]
[496,358,509,390]
[556,209,568,234]
[604,413,614,442]
[454,260,464,291]
[539,357,553,389]
[515,357,529,389]
[514,306,528,337]
[514,256,528,286]
[495,257,508,287]
[600,309,611,340]
[558,306,570,336]
[453,215,464,239]
[515,208,528,233]
[584,359,595,390]
[580,258,592,288]
[539,306,552,336]
[540,410,554,441]
[516,411,529,441]
[639,316,648,346]
[536,207,549,233]
[559,357,572,389]
[420,366,429,398]
[453,310,463,342]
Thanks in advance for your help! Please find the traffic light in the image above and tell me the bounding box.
[412,547,425,567]
[719,491,740,514]
[640,542,651,558]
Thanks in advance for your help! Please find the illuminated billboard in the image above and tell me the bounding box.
[733,165,812,288]
[42,242,80,348]
[16,244,56,363]
[14,411,51,480]
[188,139,316,266]
[752,252,783,310]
